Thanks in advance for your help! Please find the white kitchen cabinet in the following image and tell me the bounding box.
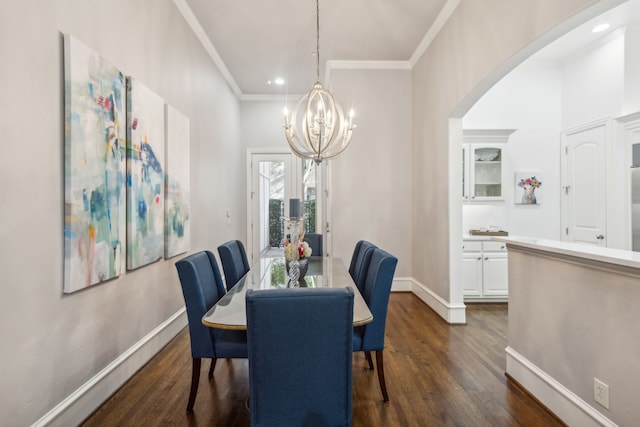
[462,129,515,202]
[462,240,508,301]
[461,241,483,297]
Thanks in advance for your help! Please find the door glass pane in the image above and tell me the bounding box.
[302,160,317,234]
[474,148,501,197]
[260,161,285,256]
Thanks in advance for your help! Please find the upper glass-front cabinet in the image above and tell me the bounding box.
[462,129,515,201]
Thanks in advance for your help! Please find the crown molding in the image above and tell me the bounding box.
[463,129,516,143]
[410,0,462,67]
[324,60,411,88]
[173,0,242,98]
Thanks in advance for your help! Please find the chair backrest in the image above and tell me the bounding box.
[304,233,323,257]
[358,248,398,351]
[175,251,226,358]
[348,240,378,292]
[246,287,354,427]
[217,240,250,290]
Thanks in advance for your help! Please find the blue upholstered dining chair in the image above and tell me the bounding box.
[304,233,323,257]
[246,287,354,427]
[353,247,398,402]
[217,239,250,290]
[175,251,248,412]
[348,240,378,292]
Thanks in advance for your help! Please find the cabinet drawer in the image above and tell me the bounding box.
[462,241,483,252]
[483,241,507,252]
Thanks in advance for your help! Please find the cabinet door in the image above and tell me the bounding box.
[482,253,508,296]
[462,253,483,297]
[471,145,503,200]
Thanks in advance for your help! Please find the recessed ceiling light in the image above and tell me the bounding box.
[266,78,285,86]
[592,23,610,33]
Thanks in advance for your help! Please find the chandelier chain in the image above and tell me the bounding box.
[316,0,320,82]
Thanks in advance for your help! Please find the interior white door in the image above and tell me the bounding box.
[563,123,607,246]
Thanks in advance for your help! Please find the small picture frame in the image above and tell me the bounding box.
[515,172,542,205]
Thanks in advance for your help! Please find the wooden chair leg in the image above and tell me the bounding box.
[208,358,217,379]
[365,351,374,370]
[375,350,389,402]
[187,358,201,412]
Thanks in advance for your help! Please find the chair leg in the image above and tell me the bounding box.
[375,351,389,402]
[208,358,217,378]
[365,351,374,370]
[187,358,201,412]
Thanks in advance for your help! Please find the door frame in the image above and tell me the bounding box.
[246,148,329,263]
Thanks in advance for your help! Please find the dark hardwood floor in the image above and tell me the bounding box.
[82,294,564,427]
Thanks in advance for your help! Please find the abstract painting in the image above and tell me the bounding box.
[127,78,165,269]
[515,171,543,205]
[63,34,126,293]
[164,105,190,258]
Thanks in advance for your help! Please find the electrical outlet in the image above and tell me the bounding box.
[594,378,610,409]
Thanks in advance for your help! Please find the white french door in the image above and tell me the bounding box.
[246,150,325,264]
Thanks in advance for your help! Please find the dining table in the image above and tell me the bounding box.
[202,256,373,330]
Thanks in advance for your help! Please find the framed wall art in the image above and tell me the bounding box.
[515,172,543,205]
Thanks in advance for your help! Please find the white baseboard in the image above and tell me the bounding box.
[34,309,187,427]
[409,278,466,324]
[391,277,413,292]
[505,346,617,427]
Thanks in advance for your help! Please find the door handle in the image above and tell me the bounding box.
[596,234,605,240]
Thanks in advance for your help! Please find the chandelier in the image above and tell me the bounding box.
[283,0,356,164]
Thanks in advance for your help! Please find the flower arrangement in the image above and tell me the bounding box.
[282,234,312,260]
[518,176,542,189]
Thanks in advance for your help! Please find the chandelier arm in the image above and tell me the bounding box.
[303,92,320,156]
[318,93,341,153]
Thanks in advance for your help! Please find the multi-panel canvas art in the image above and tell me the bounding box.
[63,34,126,293]
[164,105,190,258]
[126,78,165,270]
[63,35,191,291]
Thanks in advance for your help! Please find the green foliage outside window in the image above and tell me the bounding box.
[269,199,284,247]
[268,199,317,248]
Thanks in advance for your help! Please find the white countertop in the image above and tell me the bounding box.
[492,236,640,270]
[463,234,493,241]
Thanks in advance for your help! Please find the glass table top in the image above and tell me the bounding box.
[202,257,373,330]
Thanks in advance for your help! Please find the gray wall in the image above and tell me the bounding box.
[411,0,624,304]
[0,0,243,425]
[507,247,640,425]
[329,68,413,278]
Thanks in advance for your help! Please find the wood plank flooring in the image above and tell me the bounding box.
[81,294,564,427]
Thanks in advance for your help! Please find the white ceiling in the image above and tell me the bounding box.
[183,0,450,96]
[180,0,640,98]
[528,0,640,64]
